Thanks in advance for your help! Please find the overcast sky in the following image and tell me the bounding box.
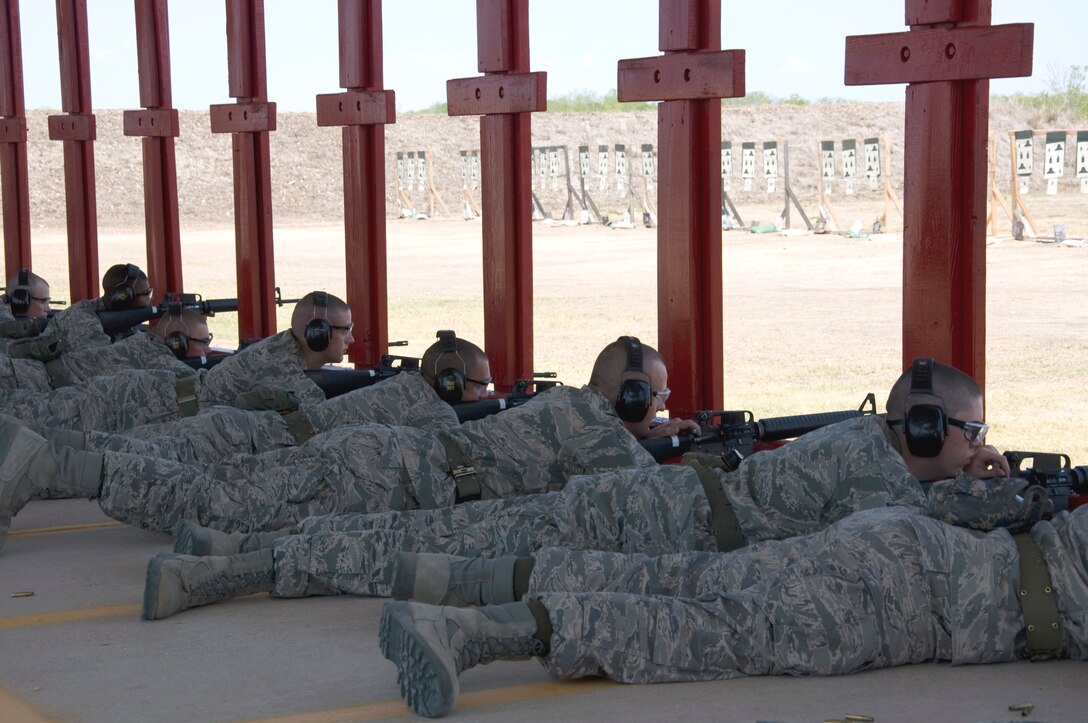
[14,0,1085,112]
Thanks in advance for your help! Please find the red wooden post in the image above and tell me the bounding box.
[446,0,544,392]
[845,0,1033,391]
[617,0,744,419]
[315,0,395,367]
[0,0,31,273]
[49,0,98,301]
[123,0,182,300]
[210,0,277,343]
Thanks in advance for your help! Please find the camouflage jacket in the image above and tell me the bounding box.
[445,384,657,498]
[199,329,324,408]
[41,297,111,352]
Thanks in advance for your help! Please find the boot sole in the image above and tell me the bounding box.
[142,553,171,620]
[379,602,457,718]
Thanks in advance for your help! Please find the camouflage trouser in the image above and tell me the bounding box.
[530,507,1021,683]
[96,424,459,534]
[85,408,298,461]
[3,369,190,431]
[271,465,719,597]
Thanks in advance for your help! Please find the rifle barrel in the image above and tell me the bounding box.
[758,409,863,441]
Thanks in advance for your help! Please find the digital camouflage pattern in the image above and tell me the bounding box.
[88,384,652,534]
[41,297,111,353]
[2,368,197,431]
[56,332,192,384]
[261,416,1050,600]
[529,505,1088,682]
[198,330,324,408]
[80,372,458,463]
[0,352,52,391]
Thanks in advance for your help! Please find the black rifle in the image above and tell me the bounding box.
[307,350,419,399]
[453,372,561,422]
[97,295,242,338]
[640,393,878,464]
[1004,451,1088,512]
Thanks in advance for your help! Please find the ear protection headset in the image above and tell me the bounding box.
[8,268,31,315]
[160,306,191,360]
[108,263,142,309]
[304,291,332,352]
[614,335,653,423]
[433,329,467,404]
[902,357,947,458]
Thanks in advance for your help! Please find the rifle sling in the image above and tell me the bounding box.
[1013,532,1063,660]
[437,434,481,503]
[691,464,745,553]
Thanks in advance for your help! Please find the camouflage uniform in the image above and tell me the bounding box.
[93,385,652,533]
[0,333,191,391]
[41,297,111,352]
[197,330,324,408]
[2,368,199,431]
[81,372,457,462]
[524,506,1088,682]
[263,415,1029,598]
[0,299,13,322]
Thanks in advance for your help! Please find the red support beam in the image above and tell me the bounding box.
[314,0,395,368]
[48,0,98,301]
[0,0,31,273]
[845,0,1033,392]
[211,0,277,343]
[446,0,542,392]
[617,0,743,419]
[123,0,182,300]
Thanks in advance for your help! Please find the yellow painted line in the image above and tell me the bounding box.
[9,520,125,538]
[0,685,57,722]
[0,602,139,630]
[244,679,615,722]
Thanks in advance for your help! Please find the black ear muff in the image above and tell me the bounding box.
[304,291,332,352]
[433,329,466,404]
[165,332,190,360]
[614,335,652,423]
[108,263,142,310]
[9,267,30,315]
[903,357,947,458]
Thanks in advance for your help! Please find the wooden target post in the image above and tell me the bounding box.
[0,0,30,272]
[124,0,183,298]
[315,0,395,367]
[49,0,99,301]
[446,0,545,392]
[617,0,745,419]
[846,0,1033,388]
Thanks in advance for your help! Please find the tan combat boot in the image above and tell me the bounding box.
[391,552,520,607]
[142,549,274,620]
[379,600,546,718]
[172,519,293,556]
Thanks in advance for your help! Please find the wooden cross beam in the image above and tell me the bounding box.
[314,0,396,368]
[445,0,545,392]
[210,0,278,343]
[49,0,99,301]
[0,0,30,273]
[123,0,182,301]
[845,0,1033,390]
[617,0,745,419]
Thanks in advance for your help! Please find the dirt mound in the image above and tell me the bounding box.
[16,98,1078,229]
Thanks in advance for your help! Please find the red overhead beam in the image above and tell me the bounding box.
[0,0,30,274]
[124,0,182,300]
[446,0,542,392]
[49,0,98,301]
[211,0,277,343]
[315,0,395,368]
[845,0,1033,391]
[617,0,743,419]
